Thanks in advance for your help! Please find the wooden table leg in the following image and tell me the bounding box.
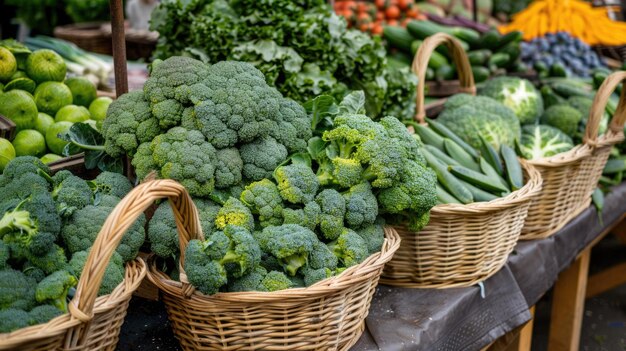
[548,248,591,351]
[509,306,535,351]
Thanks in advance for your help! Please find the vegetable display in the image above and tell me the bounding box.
[0,156,138,332]
[150,0,414,119]
[479,76,543,125]
[333,0,426,35]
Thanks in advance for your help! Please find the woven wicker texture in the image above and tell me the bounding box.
[412,33,476,122]
[53,23,112,56]
[0,182,152,350]
[521,71,626,240]
[145,194,401,351]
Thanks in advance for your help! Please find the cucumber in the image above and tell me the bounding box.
[495,31,523,49]
[603,158,626,174]
[423,151,474,204]
[540,85,566,108]
[479,30,500,49]
[480,157,510,191]
[424,144,461,167]
[488,53,510,68]
[436,183,461,204]
[512,61,529,73]
[443,138,480,171]
[436,65,456,81]
[501,145,524,191]
[414,124,445,151]
[468,50,491,65]
[383,26,414,54]
[407,20,479,46]
[471,66,490,83]
[459,180,499,202]
[448,165,510,193]
[478,135,504,175]
[593,70,609,89]
[498,42,521,63]
[550,81,595,99]
[389,52,412,66]
[550,62,568,78]
[533,61,549,75]
[410,40,422,56]
[425,118,479,158]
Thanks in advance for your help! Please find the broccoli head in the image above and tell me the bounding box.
[302,266,333,287]
[282,201,321,231]
[259,270,294,292]
[0,309,30,333]
[184,239,228,295]
[69,250,125,296]
[240,179,284,228]
[1,156,50,182]
[342,182,378,229]
[259,224,318,276]
[52,173,93,217]
[239,137,288,181]
[541,104,583,137]
[28,305,63,326]
[92,172,133,199]
[0,269,37,310]
[268,99,312,154]
[101,90,162,158]
[219,225,261,278]
[35,270,78,312]
[0,241,8,269]
[328,229,369,268]
[0,171,51,201]
[356,218,385,254]
[214,148,243,189]
[315,189,346,241]
[215,197,255,232]
[274,164,320,204]
[228,266,267,292]
[21,243,68,275]
[308,240,338,271]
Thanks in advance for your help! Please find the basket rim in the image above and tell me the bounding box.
[0,258,146,346]
[146,227,400,303]
[430,158,542,215]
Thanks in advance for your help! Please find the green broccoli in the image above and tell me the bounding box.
[228,266,267,292]
[69,250,124,296]
[51,172,93,217]
[342,182,377,229]
[274,164,320,205]
[315,189,345,240]
[239,137,288,181]
[219,225,261,278]
[0,269,37,310]
[0,171,51,202]
[18,243,68,275]
[91,172,133,199]
[1,156,50,182]
[22,262,46,282]
[143,56,210,128]
[184,239,228,295]
[134,127,218,197]
[97,194,122,208]
[328,229,368,268]
[214,197,255,232]
[61,203,146,262]
[282,201,321,231]
[131,142,157,181]
[35,270,78,312]
[259,253,283,272]
[214,148,243,189]
[101,90,162,158]
[302,266,333,287]
[259,270,294,292]
[541,104,583,137]
[356,219,385,254]
[0,309,30,333]
[205,230,231,261]
[28,305,63,326]
[240,179,284,228]
[308,240,338,271]
[269,99,312,154]
[258,224,318,276]
[0,241,8,269]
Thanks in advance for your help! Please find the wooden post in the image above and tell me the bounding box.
[548,248,591,351]
[109,0,128,96]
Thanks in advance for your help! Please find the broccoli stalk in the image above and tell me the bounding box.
[0,200,37,238]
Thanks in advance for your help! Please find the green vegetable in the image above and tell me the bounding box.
[215,198,255,232]
[436,184,461,204]
[275,163,320,205]
[406,20,479,46]
[603,158,626,174]
[471,66,490,83]
[480,76,544,125]
[383,26,414,54]
[540,85,566,108]
[327,229,369,268]
[478,135,504,176]
[423,150,473,204]
[488,53,511,68]
[258,224,319,276]
[413,123,445,151]
[449,165,509,193]
[458,180,499,202]
[423,144,461,167]
[501,145,523,190]
[0,269,37,311]
[443,139,480,171]
[541,104,583,137]
[35,270,77,312]
[518,124,574,160]
[315,189,346,240]
[69,250,124,296]
[425,118,479,158]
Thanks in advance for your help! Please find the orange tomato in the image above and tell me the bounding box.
[357,12,371,21]
[397,0,412,10]
[386,19,399,26]
[359,22,372,32]
[385,5,400,19]
[375,0,386,9]
[406,8,419,18]
[371,23,384,35]
[376,11,385,20]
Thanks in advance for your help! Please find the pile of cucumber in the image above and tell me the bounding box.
[410,118,525,205]
[384,20,526,83]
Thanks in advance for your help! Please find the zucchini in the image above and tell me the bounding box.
[550,81,595,99]
[603,158,626,174]
[436,65,456,80]
[423,151,473,204]
[549,62,568,78]
[406,20,477,47]
[467,50,491,65]
[389,52,412,66]
[410,40,422,56]
[497,42,521,63]
[459,180,499,202]
[478,135,503,175]
[512,61,529,73]
[383,26,414,54]
[425,118,479,158]
[443,138,480,171]
[448,165,510,193]
[540,85,566,108]
[495,31,523,49]
[471,66,490,83]
[410,40,449,68]
[424,144,461,167]
[533,61,549,75]
[436,183,461,204]
[501,145,524,190]
[414,124,445,151]
[480,157,510,191]
[488,52,510,68]
[479,30,500,49]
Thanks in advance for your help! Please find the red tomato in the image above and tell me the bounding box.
[385,5,400,19]
[386,19,399,26]
[375,0,386,9]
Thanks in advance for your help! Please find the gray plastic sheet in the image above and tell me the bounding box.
[352,183,626,351]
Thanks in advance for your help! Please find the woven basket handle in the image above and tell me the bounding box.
[413,32,476,123]
[68,179,202,321]
[585,71,626,144]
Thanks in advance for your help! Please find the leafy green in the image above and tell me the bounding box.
[59,123,123,173]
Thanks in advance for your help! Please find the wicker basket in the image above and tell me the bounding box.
[53,22,112,56]
[0,115,16,141]
[145,190,400,350]
[0,183,150,350]
[380,33,543,288]
[520,71,626,240]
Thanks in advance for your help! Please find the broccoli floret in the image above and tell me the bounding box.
[143,56,210,128]
[315,189,345,241]
[259,253,283,272]
[215,197,255,232]
[97,194,122,207]
[184,239,228,295]
[35,270,78,312]
[0,172,51,201]
[92,172,133,199]
[0,269,37,310]
[269,99,312,154]
[541,104,583,137]
[281,201,320,231]
[274,164,319,204]
[135,127,218,198]
[239,137,288,181]
[328,229,368,268]
[52,174,93,217]
[219,225,261,278]
[61,204,146,262]
[214,148,243,189]
[258,270,294,292]
[0,241,8,269]
[131,142,157,180]
[205,230,230,260]
[1,156,50,182]
[240,179,284,228]
[0,309,30,333]
[302,266,333,287]
[259,224,318,276]
[356,219,385,254]
[69,250,124,296]
[28,305,63,326]
[23,244,68,275]
[379,116,422,162]
[342,182,378,229]
[101,90,162,157]
[228,266,267,292]
[22,262,46,282]
[308,240,338,270]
